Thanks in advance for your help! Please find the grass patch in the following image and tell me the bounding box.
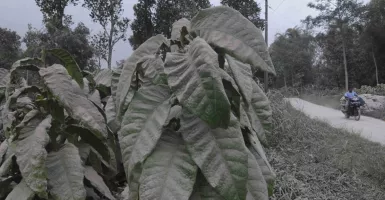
[267,91,385,200]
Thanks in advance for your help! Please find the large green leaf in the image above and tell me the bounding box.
[246,149,268,200]
[139,129,197,200]
[14,115,51,199]
[119,85,171,182]
[0,141,8,164]
[46,48,84,88]
[165,37,231,128]
[179,109,248,200]
[105,96,120,133]
[84,166,115,200]
[94,69,112,88]
[0,153,13,177]
[225,55,253,105]
[46,143,86,200]
[116,35,169,119]
[5,180,35,200]
[247,82,273,144]
[191,6,275,75]
[0,68,9,87]
[39,64,107,139]
[0,68,10,98]
[189,173,224,200]
[247,133,275,187]
[66,125,110,161]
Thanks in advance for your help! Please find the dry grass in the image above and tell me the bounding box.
[266,90,385,200]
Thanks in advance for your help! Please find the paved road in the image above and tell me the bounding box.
[287,98,385,145]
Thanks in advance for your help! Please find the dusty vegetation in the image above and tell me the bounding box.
[0,6,278,200]
[267,91,385,199]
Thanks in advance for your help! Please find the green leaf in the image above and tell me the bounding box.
[46,48,84,88]
[5,180,35,200]
[189,173,224,200]
[89,90,102,108]
[39,64,107,140]
[0,153,13,177]
[84,166,116,200]
[247,82,273,145]
[94,69,112,89]
[171,18,191,42]
[66,125,110,162]
[0,68,9,98]
[116,35,169,120]
[46,143,86,200]
[247,133,275,187]
[246,149,268,200]
[13,115,51,199]
[119,85,171,182]
[225,55,253,105]
[105,96,120,133]
[191,6,276,75]
[165,37,231,129]
[179,109,248,200]
[139,129,198,200]
[0,140,8,164]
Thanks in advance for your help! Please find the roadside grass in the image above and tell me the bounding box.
[267,90,385,200]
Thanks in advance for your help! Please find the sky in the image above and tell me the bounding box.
[0,0,319,68]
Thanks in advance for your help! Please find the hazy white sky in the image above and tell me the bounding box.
[0,0,318,68]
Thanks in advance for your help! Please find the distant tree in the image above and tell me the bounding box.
[23,23,97,71]
[154,0,211,36]
[128,0,156,50]
[83,0,130,69]
[35,0,79,29]
[270,28,316,88]
[129,0,210,49]
[220,0,264,29]
[0,28,22,69]
[360,0,385,85]
[304,0,364,90]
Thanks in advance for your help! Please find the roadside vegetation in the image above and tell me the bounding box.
[267,91,385,199]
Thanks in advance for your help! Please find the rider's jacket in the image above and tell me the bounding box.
[344,91,357,99]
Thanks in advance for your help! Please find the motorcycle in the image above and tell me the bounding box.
[341,96,361,121]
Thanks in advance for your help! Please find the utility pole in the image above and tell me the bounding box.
[264,0,269,93]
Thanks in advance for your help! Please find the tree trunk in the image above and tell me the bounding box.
[107,20,115,69]
[372,48,379,85]
[342,40,348,91]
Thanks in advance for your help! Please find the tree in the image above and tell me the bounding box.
[221,0,264,29]
[360,0,385,85]
[153,0,211,37]
[129,0,156,50]
[111,6,276,200]
[23,23,97,71]
[270,28,316,88]
[83,0,130,69]
[0,28,22,69]
[35,0,79,29]
[129,0,211,49]
[305,0,364,90]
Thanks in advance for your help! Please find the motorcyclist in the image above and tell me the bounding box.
[344,87,358,111]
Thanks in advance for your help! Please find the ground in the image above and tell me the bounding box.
[267,92,385,200]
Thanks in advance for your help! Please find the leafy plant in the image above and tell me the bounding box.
[112,6,276,200]
[0,50,118,199]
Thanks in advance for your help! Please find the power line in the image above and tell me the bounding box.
[273,0,287,13]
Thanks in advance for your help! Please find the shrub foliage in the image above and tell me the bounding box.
[109,6,277,200]
[0,6,277,200]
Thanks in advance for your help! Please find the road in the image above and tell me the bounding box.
[287,98,385,145]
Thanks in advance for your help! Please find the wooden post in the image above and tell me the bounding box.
[264,0,269,93]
